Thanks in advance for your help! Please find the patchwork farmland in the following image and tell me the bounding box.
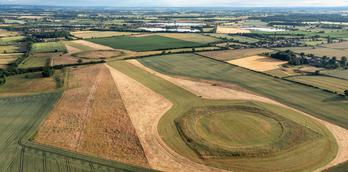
[1,6,348,172]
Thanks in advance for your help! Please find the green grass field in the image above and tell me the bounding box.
[31,42,67,53]
[88,35,203,51]
[198,48,273,61]
[0,36,25,46]
[0,93,61,172]
[276,47,348,60]
[321,69,348,80]
[137,53,348,130]
[108,60,337,171]
[251,29,348,39]
[175,103,322,159]
[325,161,348,172]
[19,52,62,68]
[0,45,26,54]
[0,71,64,95]
[287,75,348,94]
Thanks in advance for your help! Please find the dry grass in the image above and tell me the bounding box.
[52,54,78,65]
[65,44,81,54]
[34,64,149,167]
[216,26,250,34]
[0,71,61,96]
[71,40,114,50]
[156,33,220,44]
[0,29,20,37]
[74,50,123,59]
[18,16,44,19]
[0,57,17,65]
[198,48,273,61]
[71,31,139,39]
[228,55,287,72]
[322,41,348,49]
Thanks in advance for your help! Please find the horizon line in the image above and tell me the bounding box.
[1,4,348,8]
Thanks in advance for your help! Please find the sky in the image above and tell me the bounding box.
[1,0,348,7]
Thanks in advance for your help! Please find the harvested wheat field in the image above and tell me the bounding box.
[52,54,79,65]
[198,48,273,61]
[34,64,149,168]
[70,40,114,50]
[65,44,81,54]
[129,60,348,171]
[156,33,220,44]
[228,55,287,72]
[216,26,250,34]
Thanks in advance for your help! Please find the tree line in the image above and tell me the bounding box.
[266,50,347,69]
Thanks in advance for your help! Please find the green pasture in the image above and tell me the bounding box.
[31,42,67,53]
[287,75,348,94]
[321,69,348,80]
[88,35,203,51]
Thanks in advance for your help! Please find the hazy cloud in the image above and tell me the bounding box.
[0,0,347,7]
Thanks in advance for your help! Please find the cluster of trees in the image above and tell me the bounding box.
[252,14,348,23]
[31,31,70,39]
[268,22,306,26]
[268,50,345,69]
[316,56,340,69]
[42,67,54,77]
[340,56,347,69]
[0,75,6,85]
[269,50,296,61]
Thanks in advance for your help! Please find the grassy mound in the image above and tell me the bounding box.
[73,50,124,59]
[176,104,321,159]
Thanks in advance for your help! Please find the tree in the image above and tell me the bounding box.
[42,67,54,77]
[341,56,347,68]
[345,90,348,97]
[0,75,6,85]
